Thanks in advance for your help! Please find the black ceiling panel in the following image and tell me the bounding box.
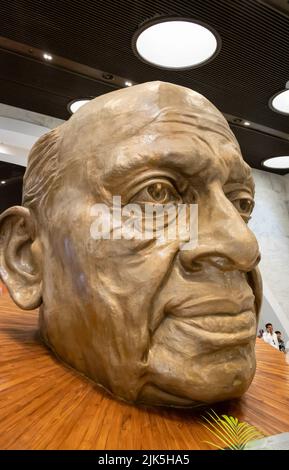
[230,124,289,174]
[0,162,25,213]
[0,161,25,180]
[0,49,118,119]
[1,0,289,172]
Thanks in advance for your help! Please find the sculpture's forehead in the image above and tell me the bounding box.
[62,106,234,162]
[62,112,248,179]
[61,81,231,153]
[59,81,252,187]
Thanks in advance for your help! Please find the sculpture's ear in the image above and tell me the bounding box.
[0,206,42,309]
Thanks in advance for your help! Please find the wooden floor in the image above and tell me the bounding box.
[0,292,289,450]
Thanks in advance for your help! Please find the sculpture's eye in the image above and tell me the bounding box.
[133,181,182,204]
[147,182,178,203]
[231,197,254,221]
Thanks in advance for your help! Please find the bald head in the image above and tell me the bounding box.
[63,80,235,150]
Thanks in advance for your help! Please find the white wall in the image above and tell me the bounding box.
[0,103,63,167]
[250,169,289,342]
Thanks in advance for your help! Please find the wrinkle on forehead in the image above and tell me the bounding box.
[153,107,236,143]
[59,81,253,190]
[97,116,247,182]
[61,81,232,154]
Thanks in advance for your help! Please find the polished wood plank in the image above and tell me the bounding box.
[0,292,289,450]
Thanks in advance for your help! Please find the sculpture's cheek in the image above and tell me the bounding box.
[140,339,256,405]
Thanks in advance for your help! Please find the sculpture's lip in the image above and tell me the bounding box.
[166,294,255,318]
[167,309,256,347]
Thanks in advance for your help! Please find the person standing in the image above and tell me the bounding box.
[257,328,264,338]
[262,323,279,350]
[275,331,286,353]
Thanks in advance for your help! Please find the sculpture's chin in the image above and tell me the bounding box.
[39,300,257,408]
[137,341,256,407]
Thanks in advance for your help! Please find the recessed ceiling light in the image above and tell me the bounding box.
[125,80,133,87]
[1,180,6,184]
[244,121,251,126]
[132,18,221,70]
[269,88,289,115]
[269,82,289,115]
[262,156,289,170]
[43,52,53,61]
[67,99,91,114]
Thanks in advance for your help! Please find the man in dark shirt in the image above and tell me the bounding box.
[275,331,286,353]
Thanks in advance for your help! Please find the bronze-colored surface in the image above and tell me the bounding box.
[0,82,262,406]
[1,293,289,450]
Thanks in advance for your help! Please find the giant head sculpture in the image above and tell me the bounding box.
[0,82,262,407]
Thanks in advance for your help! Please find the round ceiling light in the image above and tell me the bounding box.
[132,18,221,70]
[262,156,289,170]
[269,87,289,115]
[68,99,91,114]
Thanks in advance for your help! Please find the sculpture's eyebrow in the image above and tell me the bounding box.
[224,180,254,195]
[102,150,217,183]
[225,161,255,195]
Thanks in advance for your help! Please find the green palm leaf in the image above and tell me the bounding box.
[201,409,265,450]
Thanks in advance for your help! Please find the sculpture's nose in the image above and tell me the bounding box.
[179,183,260,274]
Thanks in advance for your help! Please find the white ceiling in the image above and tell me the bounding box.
[0,103,64,167]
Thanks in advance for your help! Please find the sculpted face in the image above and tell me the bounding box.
[0,82,262,406]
